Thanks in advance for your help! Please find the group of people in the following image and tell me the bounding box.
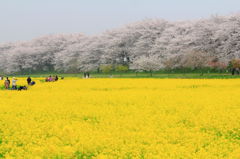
[27,77,36,86]
[1,75,63,91]
[83,72,90,78]
[3,77,18,90]
[45,75,59,82]
[1,76,35,90]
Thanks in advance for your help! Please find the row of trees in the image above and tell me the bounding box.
[0,14,240,74]
[97,58,238,76]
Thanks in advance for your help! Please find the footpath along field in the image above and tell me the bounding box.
[1,78,240,158]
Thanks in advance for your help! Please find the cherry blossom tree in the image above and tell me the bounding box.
[130,55,162,76]
[0,14,240,74]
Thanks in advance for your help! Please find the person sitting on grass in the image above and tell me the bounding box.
[18,86,27,91]
[12,77,17,90]
[4,77,10,89]
[45,76,51,82]
[49,76,53,82]
[55,75,58,81]
[45,75,58,82]
[30,81,36,86]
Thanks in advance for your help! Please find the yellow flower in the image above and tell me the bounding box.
[1,78,240,158]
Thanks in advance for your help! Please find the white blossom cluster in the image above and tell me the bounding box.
[0,14,240,74]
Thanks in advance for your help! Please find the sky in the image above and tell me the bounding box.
[0,0,240,43]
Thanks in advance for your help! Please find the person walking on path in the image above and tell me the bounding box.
[86,72,90,78]
[12,77,17,90]
[27,77,32,85]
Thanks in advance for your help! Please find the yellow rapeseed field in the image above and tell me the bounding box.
[1,78,240,159]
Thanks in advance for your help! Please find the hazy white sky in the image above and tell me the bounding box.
[0,0,240,42]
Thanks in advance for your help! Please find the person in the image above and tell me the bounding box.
[55,75,58,81]
[30,81,36,86]
[7,77,10,85]
[12,77,17,90]
[27,77,32,85]
[49,76,53,82]
[84,72,90,78]
[86,72,90,78]
[4,77,10,89]
[18,86,27,91]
